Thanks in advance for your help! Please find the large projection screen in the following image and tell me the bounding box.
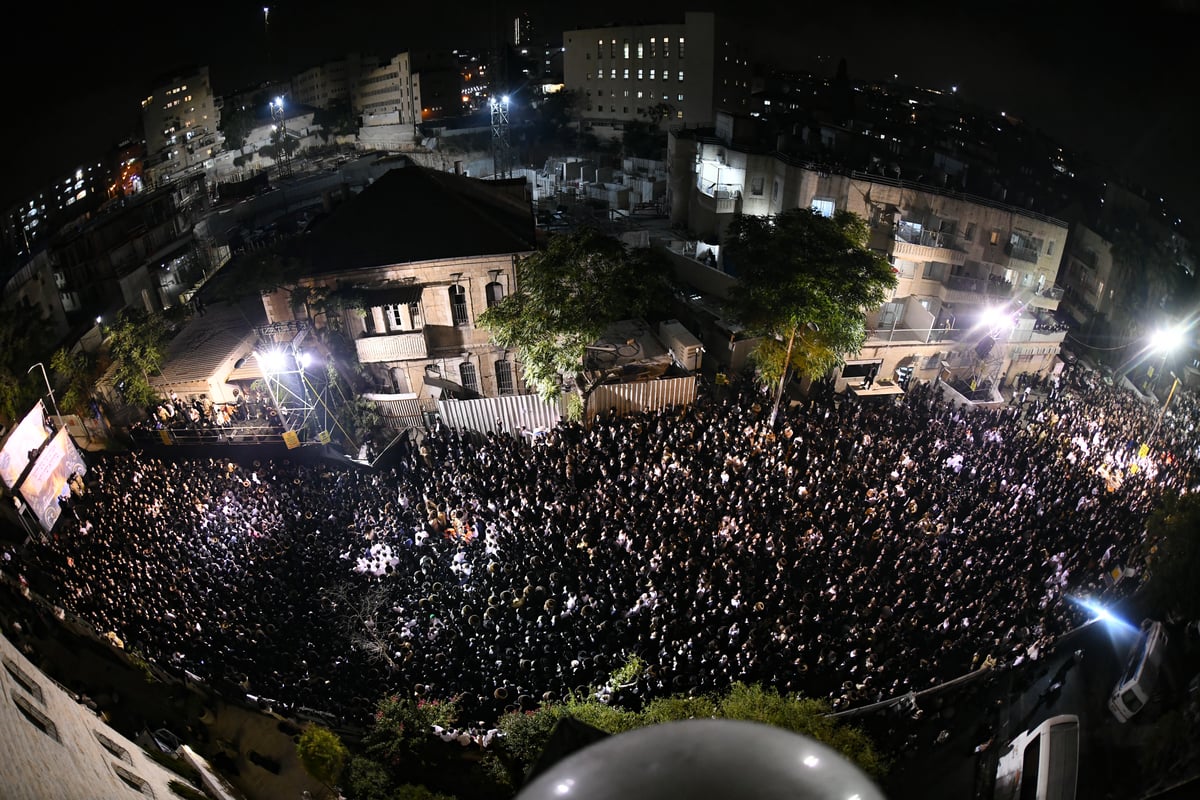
[0,401,51,490]
[18,426,87,533]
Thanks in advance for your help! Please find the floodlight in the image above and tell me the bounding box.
[299,351,313,369]
[502,94,510,104]
[1150,324,1186,354]
[255,348,286,374]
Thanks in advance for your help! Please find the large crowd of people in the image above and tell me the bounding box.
[19,363,1200,729]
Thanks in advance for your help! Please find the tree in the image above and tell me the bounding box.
[0,303,44,425]
[483,682,886,788]
[1142,491,1200,620]
[218,102,257,152]
[50,347,100,416]
[313,100,360,140]
[477,227,674,401]
[724,208,898,425]
[106,308,169,408]
[297,724,350,790]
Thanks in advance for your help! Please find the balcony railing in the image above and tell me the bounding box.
[356,330,429,363]
[892,239,967,266]
[1007,243,1041,264]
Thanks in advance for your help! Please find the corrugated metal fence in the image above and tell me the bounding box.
[363,394,432,432]
[585,376,697,422]
[436,393,566,437]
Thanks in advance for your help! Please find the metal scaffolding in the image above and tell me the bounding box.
[254,321,356,448]
[491,95,512,179]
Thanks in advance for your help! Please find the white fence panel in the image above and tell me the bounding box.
[586,376,697,423]
[437,394,565,437]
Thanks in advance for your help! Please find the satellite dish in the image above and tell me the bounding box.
[516,719,886,800]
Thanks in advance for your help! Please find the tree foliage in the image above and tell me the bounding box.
[297,724,350,788]
[106,308,169,408]
[484,682,886,787]
[478,227,674,401]
[313,100,359,139]
[218,101,258,152]
[0,302,45,425]
[725,208,897,418]
[50,347,100,416]
[1143,491,1200,619]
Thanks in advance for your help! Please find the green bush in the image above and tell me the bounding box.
[297,724,349,787]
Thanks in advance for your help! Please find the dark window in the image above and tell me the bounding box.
[485,281,504,308]
[408,300,421,328]
[495,359,514,395]
[96,731,132,763]
[459,362,479,393]
[112,764,153,795]
[13,694,59,742]
[449,285,469,326]
[4,658,44,704]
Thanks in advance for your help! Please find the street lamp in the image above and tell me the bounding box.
[27,362,63,425]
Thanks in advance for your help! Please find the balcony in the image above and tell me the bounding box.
[1007,243,1041,264]
[891,230,967,266]
[696,183,741,215]
[940,275,1015,305]
[356,330,429,363]
[1026,285,1063,311]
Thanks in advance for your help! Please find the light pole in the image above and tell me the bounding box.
[1148,372,1180,449]
[270,96,292,178]
[27,362,63,425]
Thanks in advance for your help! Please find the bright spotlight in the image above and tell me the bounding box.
[255,348,286,374]
[1150,324,1186,354]
[502,95,510,104]
[275,96,284,107]
[299,351,313,368]
[1068,595,1136,633]
[979,305,1015,331]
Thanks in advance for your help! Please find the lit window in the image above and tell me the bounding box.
[624,68,629,79]
[638,69,644,80]
[650,37,656,58]
[637,42,644,59]
[811,198,835,218]
[623,39,630,59]
[610,69,616,79]
[650,69,656,80]
[663,37,671,57]
[677,93,684,102]
[597,40,603,58]
[677,71,684,82]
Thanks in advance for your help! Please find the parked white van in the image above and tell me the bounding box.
[1108,619,1168,723]
[994,714,1080,800]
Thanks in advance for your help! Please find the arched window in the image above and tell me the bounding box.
[448,284,469,326]
[494,359,514,395]
[459,362,479,393]
[485,281,505,308]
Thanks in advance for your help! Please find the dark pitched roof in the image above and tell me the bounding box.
[288,166,536,276]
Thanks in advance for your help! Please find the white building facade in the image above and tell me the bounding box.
[140,66,220,189]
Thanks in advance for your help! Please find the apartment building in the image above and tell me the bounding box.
[140,66,219,188]
[668,114,1071,395]
[562,11,753,136]
[290,53,376,109]
[259,166,536,400]
[0,630,226,800]
[2,161,111,266]
[353,53,419,128]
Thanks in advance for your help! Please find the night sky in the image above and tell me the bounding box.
[3,0,1197,234]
